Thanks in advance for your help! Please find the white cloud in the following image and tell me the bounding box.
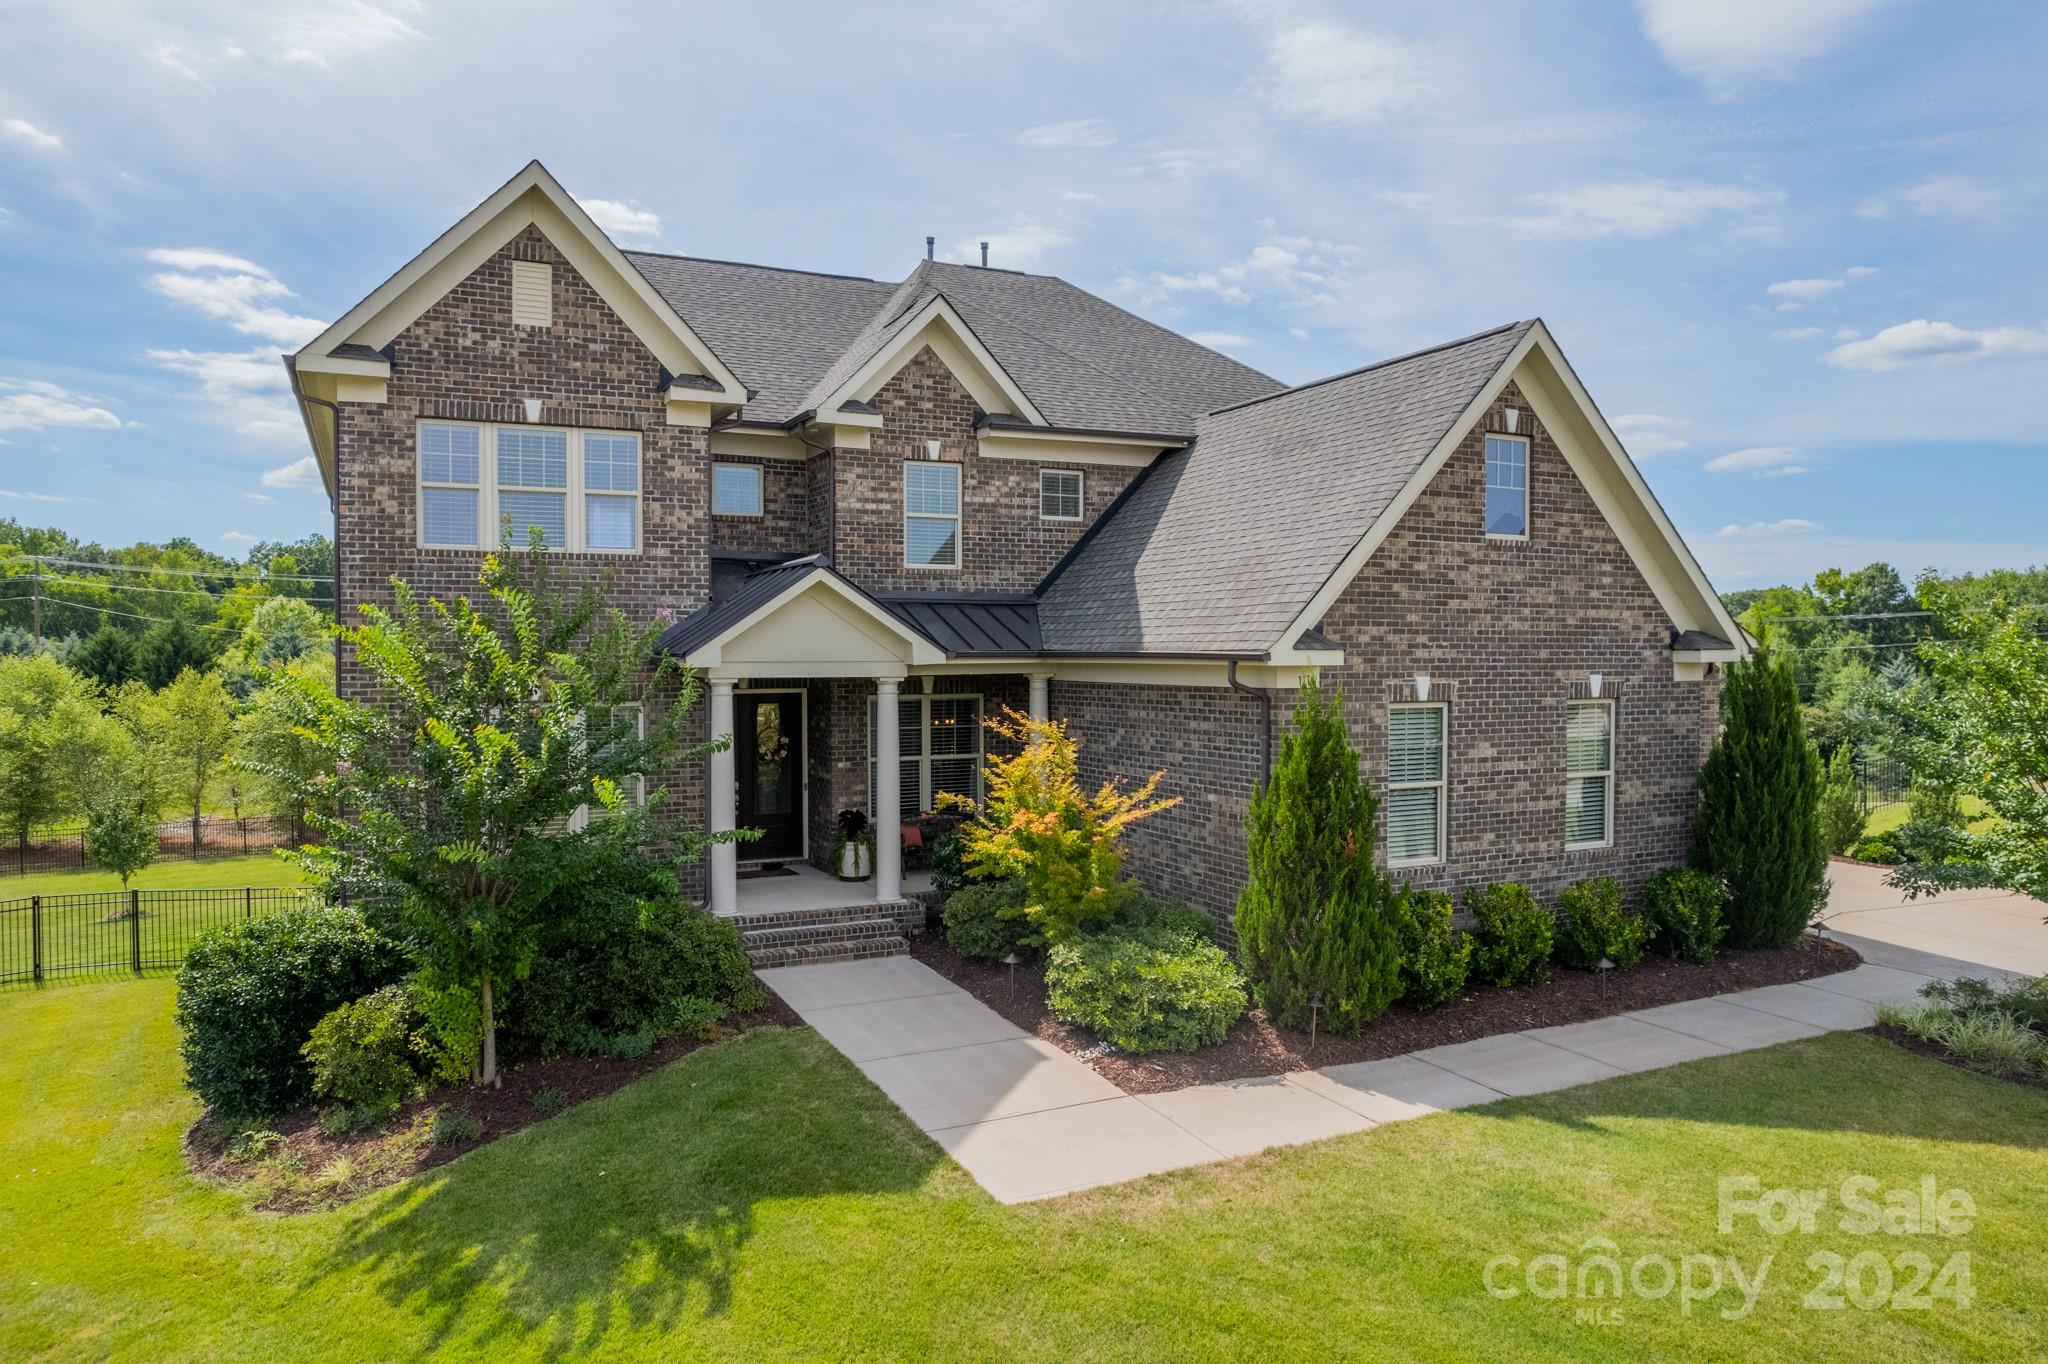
[1117,231,1360,307]
[0,488,84,503]
[581,197,662,241]
[219,530,258,545]
[1513,180,1780,240]
[1610,413,1690,458]
[0,378,125,432]
[1060,190,1098,203]
[1715,517,1822,538]
[1696,531,2048,587]
[1767,278,1842,301]
[145,248,325,347]
[1637,0,1899,91]
[1262,22,1433,127]
[1772,327,1822,340]
[949,225,1071,270]
[1858,176,2014,222]
[1016,118,1117,149]
[1703,445,1807,474]
[260,455,321,489]
[271,1,426,67]
[1833,327,1862,340]
[242,491,273,502]
[1759,464,1812,477]
[148,347,299,439]
[1,118,63,152]
[1187,331,1255,350]
[1824,319,2048,373]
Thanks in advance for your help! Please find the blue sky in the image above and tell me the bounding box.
[0,0,2043,588]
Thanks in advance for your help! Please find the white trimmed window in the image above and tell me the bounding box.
[870,693,982,820]
[1565,700,1615,849]
[1386,703,1446,865]
[1040,468,1082,521]
[712,463,763,516]
[904,462,961,568]
[414,422,640,552]
[1484,434,1529,538]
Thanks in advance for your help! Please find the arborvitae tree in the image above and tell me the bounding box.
[73,622,139,689]
[1691,650,1829,948]
[1817,745,1867,855]
[136,616,217,690]
[1235,678,1405,1033]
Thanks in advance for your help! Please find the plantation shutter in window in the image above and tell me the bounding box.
[926,696,982,814]
[1386,704,1445,865]
[496,429,569,547]
[1564,701,1613,847]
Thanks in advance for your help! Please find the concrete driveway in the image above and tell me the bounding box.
[1822,858,2048,979]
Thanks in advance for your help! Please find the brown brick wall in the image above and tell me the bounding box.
[828,346,1137,593]
[1058,381,1715,935]
[710,453,814,556]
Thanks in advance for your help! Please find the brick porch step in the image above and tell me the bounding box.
[745,934,910,969]
[738,909,920,969]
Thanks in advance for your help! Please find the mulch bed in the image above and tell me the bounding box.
[1868,1023,2048,1096]
[187,993,802,1212]
[909,933,1863,1095]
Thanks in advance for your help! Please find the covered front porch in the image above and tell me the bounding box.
[732,861,936,917]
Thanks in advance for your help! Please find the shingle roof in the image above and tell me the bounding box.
[1037,321,1535,656]
[654,556,829,657]
[622,253,1281,435]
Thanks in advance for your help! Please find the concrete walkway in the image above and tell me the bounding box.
[758,943,2005,1204]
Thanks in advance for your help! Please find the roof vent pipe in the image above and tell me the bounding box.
[925,235,934,261]
[980,241,989,267]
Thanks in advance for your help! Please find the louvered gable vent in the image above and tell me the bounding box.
[510,260,552,327]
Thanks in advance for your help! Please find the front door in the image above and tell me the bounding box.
[736,692,804,861]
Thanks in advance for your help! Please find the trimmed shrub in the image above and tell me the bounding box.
[1817,748,1867,855]
[1691,650,1828,949]
[942,879,1035,960]
[1046,924,1247,1053]
[302,984,422,1121]
[1553,876,1650,971]
[930,829,967,904]
[1465,883,1552,987]
[501,902,762,1060]
[1236,678,1405,1033]
[1642,867,1728,964]
[176,905,408,1121]
[1397,890,1472,1010]
[1113,895,1217,943]
[1850,832,1901,864]
[431,1108,480,1146]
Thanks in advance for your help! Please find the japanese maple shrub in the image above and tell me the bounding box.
[1235,678,1406,1033]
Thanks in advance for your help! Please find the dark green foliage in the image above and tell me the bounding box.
[135,616,218,690]
[71,622,138,689]
[610,1031,655,1061]
[941,879,1034,960]
[1817,747,1867,855]
[1691,651,1829,949]
[1908,779,1965,832]
[1850,832,1901,864]
[302,984,422,1120]
[1464,883,1552,986]
[175,906,408,1121]
[1112,895,1217,943]
[1553,876,1650,971]
[1642,867,1728,964]
[500,900,762,1061]
[1045,921,1247,1053]
[930,829,967,903]
[1396,890,1472,1010]
[530,1085,565,1116]
[1235,678,1404,1033]
[430,1108,480,1145]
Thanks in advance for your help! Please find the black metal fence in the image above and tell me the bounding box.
[0,815,303,876]
[1852,752,1910,811]
[0,886,320,988]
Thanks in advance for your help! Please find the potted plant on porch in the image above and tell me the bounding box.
[834,808,875,881]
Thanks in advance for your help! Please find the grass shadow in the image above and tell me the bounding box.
[307,1026,944,1358]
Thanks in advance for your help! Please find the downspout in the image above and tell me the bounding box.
[1227,660,1273,782]
[288,361,344,627]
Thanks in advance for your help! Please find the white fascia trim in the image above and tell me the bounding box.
[977,432,1176,468]
[683,569,947,669]
[708,430,812,461]
[824,295,1048,427]
[293,161,747,403]
[1266,326,1540,653]
[294,351,390,379]
[1672,648,1742,665]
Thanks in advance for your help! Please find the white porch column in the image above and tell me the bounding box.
[874,678,902,902]
[708,679,738,914]
[1027,671,1053,721]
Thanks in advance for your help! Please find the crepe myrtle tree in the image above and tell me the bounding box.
[269,532,730,1087]
[1888,578,2048,907]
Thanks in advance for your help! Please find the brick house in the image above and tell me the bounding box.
[289,163,1743,959]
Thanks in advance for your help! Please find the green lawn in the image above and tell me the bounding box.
[0,852,307,901]
[3,981,2045,1362]
[1865,795,1998,839]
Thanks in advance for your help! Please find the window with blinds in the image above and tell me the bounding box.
[497,428,570,548]
[414,422,638,552]
[510,260,552,327]
[904,462,961,568]
[870,694,983,820]
[418,422,481,547]
[1040,468,1082,520]
[1386,703,1446,865]
[1565,700,1614,848]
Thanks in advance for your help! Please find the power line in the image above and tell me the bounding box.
[20,554,334,585]
[29,594,239,634]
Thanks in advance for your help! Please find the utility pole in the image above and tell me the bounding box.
[29,557,41,650]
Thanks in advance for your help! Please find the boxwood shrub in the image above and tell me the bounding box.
[941,879,1034,960]
[1045,923,1247,1053]
[176,905,408,1121]
[303,983,422,1121]
[1464,882,1552,987]
[1553,876,1650,971]
[1398,889,1472,1010]
[1642,867,1728,964]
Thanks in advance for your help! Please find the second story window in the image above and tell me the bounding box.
[712,463,763,516]
[415,421,639,553]
[904,462,960,569]
[1040,468,1082,520]
[1485,434,1529,538]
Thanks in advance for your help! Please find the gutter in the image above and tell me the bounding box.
[1227,660,1274,781]
[285,354,343,623]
